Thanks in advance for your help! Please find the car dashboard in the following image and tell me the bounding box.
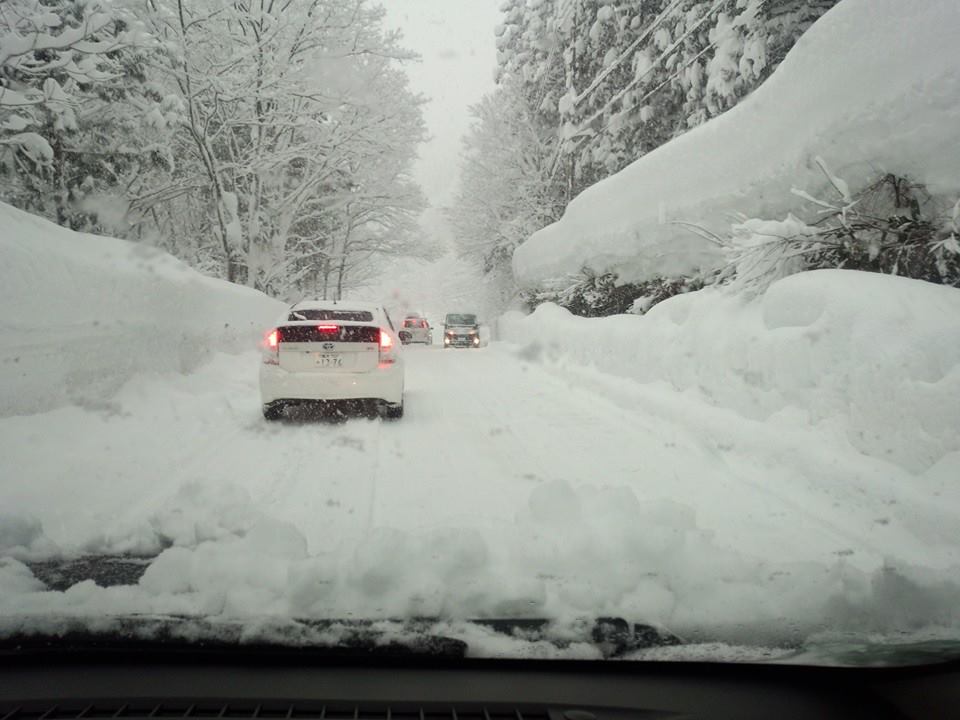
[2,652,959,720]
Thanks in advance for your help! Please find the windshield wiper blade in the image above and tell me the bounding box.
[0,616,467,659]
[471,617,683,658]
[0,615,681,661]
[3,633,467,659]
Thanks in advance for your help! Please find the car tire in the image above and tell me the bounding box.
[262,402,285,421]
[382,400,404,420]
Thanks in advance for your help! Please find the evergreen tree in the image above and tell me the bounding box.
[0,0,162,229]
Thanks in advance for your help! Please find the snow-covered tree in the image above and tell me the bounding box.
[139,0,427,292]
[0,0,162,227]
[445,1,568,312]
[449,77,563,269]
[492,0,839,201]
[1,0,428,300]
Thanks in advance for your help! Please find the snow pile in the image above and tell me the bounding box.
[0,202,284,415]
[2,472,959,653]
[501,270,960,474]
[1,332,959,658]
[512,0,960,289]
[0,515,58,561]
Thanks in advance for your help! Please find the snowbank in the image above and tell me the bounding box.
[500,270,960,473]
[0,202,284,415]
[512,0,960,289]
[1,335,958,658]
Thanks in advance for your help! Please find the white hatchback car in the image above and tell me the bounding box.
[259,301,404,420]
[399,314,432,344]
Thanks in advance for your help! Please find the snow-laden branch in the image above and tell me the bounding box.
[565,0,726,140]
[0,9,115,67]
[570,0,686,109]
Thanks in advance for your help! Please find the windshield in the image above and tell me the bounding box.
[1,0,959,667]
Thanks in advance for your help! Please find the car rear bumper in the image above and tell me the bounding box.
[444,337,480,347]
[259,362,403,405]
[401,331,430,343]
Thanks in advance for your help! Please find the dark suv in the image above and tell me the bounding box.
[443,313,480,348]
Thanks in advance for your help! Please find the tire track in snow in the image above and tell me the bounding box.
[245,414,385,554]
[362,417,383,534]
[521,352,951,569]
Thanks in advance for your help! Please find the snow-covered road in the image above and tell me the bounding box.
[3,342,958,640]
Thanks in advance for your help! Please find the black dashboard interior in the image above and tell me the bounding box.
[2,651,959,720]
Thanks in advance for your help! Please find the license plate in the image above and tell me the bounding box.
[315,354,343,368]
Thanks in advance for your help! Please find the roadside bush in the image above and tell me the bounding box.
[627,276,708,315]
[525,270,706,317]
[724,161,960,292]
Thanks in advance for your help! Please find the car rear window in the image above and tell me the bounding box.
[288,309,374,322]
[278,326,379,343]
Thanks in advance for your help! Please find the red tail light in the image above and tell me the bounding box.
[378,329,396,368]
[263,328,280,365]
[317,324,338,333]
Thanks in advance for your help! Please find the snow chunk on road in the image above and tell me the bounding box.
[0,202,284,416]
[3,474,959,653]
[513,0,960,288]
[501,270,960,473]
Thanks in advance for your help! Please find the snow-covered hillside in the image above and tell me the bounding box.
[512,0,960,289]
[0,202,284,415]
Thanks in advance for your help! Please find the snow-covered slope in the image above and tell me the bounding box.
[500,270,960,475]
[512,0,960,289]
[0,202,284,415]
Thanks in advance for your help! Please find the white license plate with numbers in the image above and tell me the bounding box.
[315,354,343,368]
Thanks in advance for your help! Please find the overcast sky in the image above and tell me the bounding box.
[382,0,503,209]
[371,1,504,310]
